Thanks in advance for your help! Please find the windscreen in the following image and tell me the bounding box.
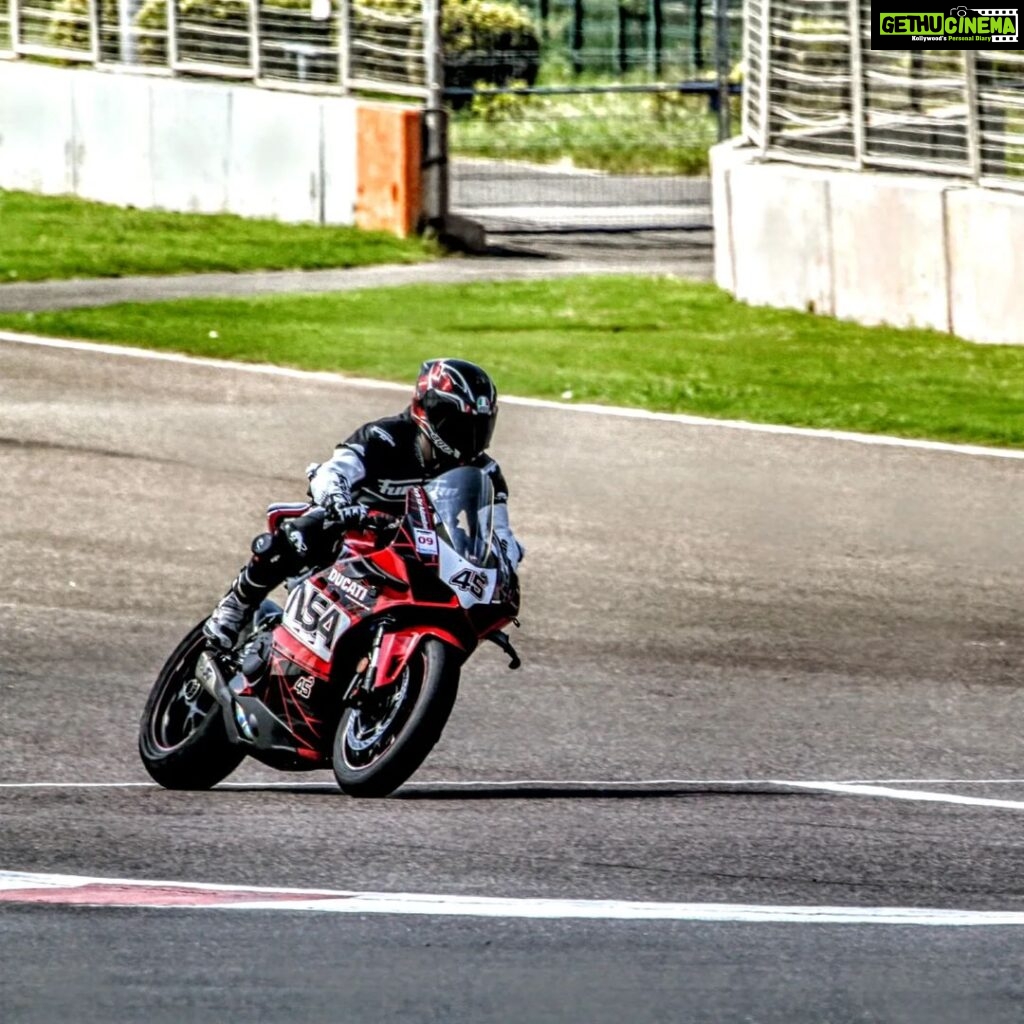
[423,467,496,568]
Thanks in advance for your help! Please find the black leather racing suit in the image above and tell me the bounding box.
[228,408,523,608]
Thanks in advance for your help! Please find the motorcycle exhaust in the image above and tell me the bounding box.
[194,651,229,700]
[195,651,257,742]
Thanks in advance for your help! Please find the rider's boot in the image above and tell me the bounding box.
[203,522,315,651]
[202,566,271,652]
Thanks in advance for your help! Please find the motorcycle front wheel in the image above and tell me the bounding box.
[332,638,459,797]
[138,623,244,790]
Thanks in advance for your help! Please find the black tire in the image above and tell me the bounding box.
[138,622,244,790]
[332,638,459,798]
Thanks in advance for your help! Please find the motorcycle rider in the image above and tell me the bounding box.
[203,358,525,651]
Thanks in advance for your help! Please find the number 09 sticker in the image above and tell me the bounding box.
[414,529,439,555]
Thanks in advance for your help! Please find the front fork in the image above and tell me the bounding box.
[343,620,473,706]
[342,617,394,706]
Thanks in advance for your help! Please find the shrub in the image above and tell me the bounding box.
[467,79,531,122]
[442,0,540,103]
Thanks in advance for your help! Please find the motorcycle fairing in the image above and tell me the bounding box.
[374,626,466,690]
[209,467,518,772]
[438,541,498,609]
[280,576,352,667]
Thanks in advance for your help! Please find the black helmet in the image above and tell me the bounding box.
[410,358,498,463]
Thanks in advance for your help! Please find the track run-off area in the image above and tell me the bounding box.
[2,332,1024,1023]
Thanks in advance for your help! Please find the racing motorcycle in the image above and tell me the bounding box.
[139,466,521,797]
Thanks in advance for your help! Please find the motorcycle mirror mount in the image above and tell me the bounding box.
[487,631,521,670]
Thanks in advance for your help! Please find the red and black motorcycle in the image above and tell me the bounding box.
[139,466,521,797]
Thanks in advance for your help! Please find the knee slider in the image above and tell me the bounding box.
[251,530,298,566]
[251,532,278,558]
[250,527,305,578]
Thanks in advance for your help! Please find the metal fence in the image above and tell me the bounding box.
[0,0,746,97]
[0,0,432,96]
[445,1,742,171]
[444,1,740,232]
[742,0,1024,188]
[520,0,741,78]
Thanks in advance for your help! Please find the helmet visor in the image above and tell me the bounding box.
[429,402,496,461]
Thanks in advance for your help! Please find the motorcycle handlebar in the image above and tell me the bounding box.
[364,511,400,533]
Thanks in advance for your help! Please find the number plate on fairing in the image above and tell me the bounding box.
[439,543,497,608]
[282,580,350,662]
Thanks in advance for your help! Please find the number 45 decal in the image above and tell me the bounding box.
[449,568,488,599]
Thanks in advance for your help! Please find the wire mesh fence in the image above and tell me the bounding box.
[444,0,741,177]
[519,0,742,79]
[743,0,1024,188]
[445,4,740,227]
[449,82,738,174]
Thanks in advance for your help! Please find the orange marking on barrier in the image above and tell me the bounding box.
[355,104,423,238]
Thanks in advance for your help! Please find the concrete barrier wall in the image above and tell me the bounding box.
[711,139,1024,346]
[0,63,77,195]
[946,188,1024,347]
[0,61,423,233]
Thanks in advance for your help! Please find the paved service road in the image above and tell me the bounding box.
[0,253,706,314]
[451,159,714,271]
[451,159,712,228]
[2,337,1024,1023]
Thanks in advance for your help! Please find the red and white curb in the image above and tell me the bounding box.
[3,871,1024,926]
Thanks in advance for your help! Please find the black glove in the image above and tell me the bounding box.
[324,497,371,531]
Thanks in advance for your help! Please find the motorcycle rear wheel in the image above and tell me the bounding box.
[332,638,459,798]
[138,623,244,790]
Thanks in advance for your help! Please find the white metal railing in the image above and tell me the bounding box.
[1,0,15,54]
[744,0,1024,188]
[346,0,426,96]
[0,0,432,97]
[13,0,98,60]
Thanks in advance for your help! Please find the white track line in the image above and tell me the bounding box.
[5,778,1024,812]
[2,331,1022,461]
[782,781,1024,811]
[1,870,1022,926]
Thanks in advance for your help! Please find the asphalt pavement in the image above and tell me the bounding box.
[2,329,1024,1023]
[450,158,715,265]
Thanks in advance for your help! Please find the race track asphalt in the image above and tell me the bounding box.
[2,323,1024,1022]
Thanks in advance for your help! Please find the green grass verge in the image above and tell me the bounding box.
[2,275,1022,448]
[0,190,437,284]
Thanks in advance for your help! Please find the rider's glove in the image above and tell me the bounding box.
[498,536,524,573]
[324,496,371,531]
